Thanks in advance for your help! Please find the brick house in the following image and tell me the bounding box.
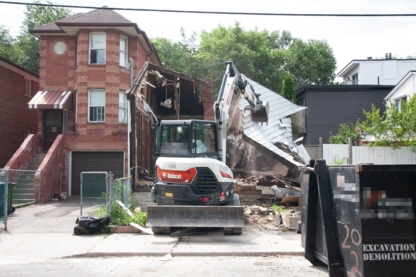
[4,8,213,202]
[0,56,39,168]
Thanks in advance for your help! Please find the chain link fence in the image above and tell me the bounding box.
[80,172,109,216]
[80,172,132,216]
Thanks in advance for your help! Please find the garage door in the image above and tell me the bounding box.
[71,152,124,196]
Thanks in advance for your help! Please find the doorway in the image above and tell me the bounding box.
[43,109,63,151]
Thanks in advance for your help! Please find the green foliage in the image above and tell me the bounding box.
[281,73,295,102]
[330,156,346,165]
[360,97,416,151]
[152,23,336,99]
[13,0,71,73]
[96,179,147,227]
[272,205,286,213]
[0,25,18,61]
[329,121,362,145]
[284,39,336,88]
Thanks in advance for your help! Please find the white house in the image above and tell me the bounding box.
[337,54,416,86]
[384,70,416,109]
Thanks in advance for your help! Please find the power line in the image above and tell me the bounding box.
[1,0,416,17]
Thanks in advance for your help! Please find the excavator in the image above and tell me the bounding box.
[146,61,269,235]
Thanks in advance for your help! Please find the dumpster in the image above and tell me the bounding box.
[301,160,416,277]
[0,182,16,217]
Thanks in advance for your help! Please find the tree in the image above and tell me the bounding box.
[0,25,18,61]
[284,39,336,88]
[329,121,362,145]
[360,96,416,150]
[152,23,336,99]
[14,0,71,73]
[281,73,295,102]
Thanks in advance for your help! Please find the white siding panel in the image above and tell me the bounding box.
[323,144,348,164]
[392,77,413,100]
[323,145,416,164]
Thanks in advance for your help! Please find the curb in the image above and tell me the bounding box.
[65,251,305,258]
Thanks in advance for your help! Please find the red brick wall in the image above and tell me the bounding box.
[35,134,66,202]
[0,66,39,167]
[4,134,42,170]
[37,28,161,195]
[39,36,76,91]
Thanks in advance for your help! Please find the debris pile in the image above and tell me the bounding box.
[243,204,300,231]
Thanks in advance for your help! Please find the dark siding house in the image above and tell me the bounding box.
[296,85,394,145]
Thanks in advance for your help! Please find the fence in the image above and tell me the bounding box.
[79,171,132,216]
[0,170,9,230]
[323,144,416,165]
[0,168,40,230]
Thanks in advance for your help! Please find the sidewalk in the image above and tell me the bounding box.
[0,196,304,260]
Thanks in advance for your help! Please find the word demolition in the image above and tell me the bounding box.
[363,244,415,261]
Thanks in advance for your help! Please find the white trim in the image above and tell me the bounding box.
[385,71,415,100]
[120,35,128,67]
[28,91,48,109]
[89,32,106,64]
[88,89,106,122]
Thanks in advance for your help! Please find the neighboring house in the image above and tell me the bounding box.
[337,55,416,86]
[384,70,416,107]
[5,8,213,202]
[0,56,39,168]
[295,85,394,146]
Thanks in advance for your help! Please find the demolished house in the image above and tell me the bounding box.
[126,62,214,186]
[127,63,309,191]
[226,77,309,180]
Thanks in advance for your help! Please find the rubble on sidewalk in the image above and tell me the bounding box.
[243,203,300,232]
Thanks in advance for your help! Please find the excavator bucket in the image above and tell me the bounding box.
[250,101,269,124]
[146,196,244,235]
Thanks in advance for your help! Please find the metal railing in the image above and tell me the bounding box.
[341,79,359,85]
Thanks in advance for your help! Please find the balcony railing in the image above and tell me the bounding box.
[341,79,359,85]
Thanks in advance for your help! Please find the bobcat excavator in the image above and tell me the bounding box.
[146,61,269,235]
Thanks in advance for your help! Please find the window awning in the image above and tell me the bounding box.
[28,91,73,109]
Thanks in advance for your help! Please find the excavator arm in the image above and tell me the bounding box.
[214,61,269,126]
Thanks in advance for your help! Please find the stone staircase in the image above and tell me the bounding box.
[13,153,46,205]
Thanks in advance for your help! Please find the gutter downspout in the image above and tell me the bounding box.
[127,58,133,180]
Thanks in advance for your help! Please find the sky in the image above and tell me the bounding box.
[1,0,416,77]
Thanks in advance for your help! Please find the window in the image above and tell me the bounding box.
[88,89,105,122]
[192,123,217,155]
[25,80,32,96]
[119,91,127,123]
[120,36,128,67]
[395,96,407,112]
[352,73,358,85]
[89,33,106,64]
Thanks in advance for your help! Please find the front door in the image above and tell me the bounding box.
[43,109,63,151]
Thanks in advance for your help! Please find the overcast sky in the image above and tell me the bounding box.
[1,0,416,75]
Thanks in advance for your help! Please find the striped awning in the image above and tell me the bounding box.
[28,91,73,109]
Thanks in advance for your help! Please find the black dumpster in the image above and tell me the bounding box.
[301,160,416,277]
